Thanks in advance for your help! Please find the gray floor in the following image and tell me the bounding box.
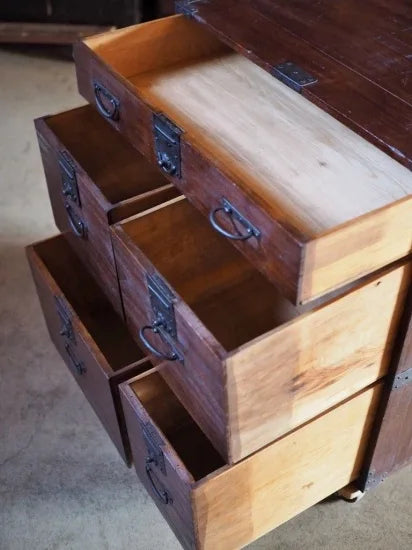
[0,45,411,550]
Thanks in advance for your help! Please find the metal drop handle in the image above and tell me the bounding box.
[64,344,86,376]
[139,323,180,362]
[65,203,86,239]
[157,152,177,176]
[93,81,120,121]
[209,199,261,241]
[145,459,171,505]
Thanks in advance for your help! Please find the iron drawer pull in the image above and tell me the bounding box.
[139,323,179,362]
[209,199,261,241]
[65,203,87,239]
[157,154,177,176]
[64,344,86,376]
[145,459,171,505]
[93,81,120,121]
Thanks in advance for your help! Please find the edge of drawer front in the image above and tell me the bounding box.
[120,382,196,549]
[192,383,383,550]
[226,261,411,462]
[111,227,229,460]
[74,18,412,305]
[122,372,383,550]
[27,242,134,464]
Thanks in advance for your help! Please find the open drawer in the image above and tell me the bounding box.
[121,371,383,550]
[26,234,152,465]
[74,15,412,304]
[111,197,411,463]
[35,105,178,317]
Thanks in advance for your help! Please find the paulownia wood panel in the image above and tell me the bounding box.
[226,261,411,461]
[193,383,382,550]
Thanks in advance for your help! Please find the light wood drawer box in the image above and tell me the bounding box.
[34,105,178,317]
[111,197,410,463]
[26,234,152,465]
[120,370,383,550]
[73,15,412,305]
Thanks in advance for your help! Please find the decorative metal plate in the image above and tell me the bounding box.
[272,62,318,93]
[147,274,177,339]
[153,113,182,178]
[59,151,80,206]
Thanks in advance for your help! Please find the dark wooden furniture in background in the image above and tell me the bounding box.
[360,283,412,490]
[26,235,153,465]
[0,0,174,43]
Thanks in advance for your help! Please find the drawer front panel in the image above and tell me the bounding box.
[74,45,154,164]
[35,118,124,316]
[112,229,228,459]
[121,382,196,550]
[27,243,130,463]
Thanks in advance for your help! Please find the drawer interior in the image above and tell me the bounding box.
[131,372,225,480]
[87,16,412,238]
[122,199,309,352]
[45,105,166,205]
[34,235,144,370]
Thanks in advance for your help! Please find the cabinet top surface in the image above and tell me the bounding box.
[185,0,412,169]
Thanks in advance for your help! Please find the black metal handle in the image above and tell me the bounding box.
[157,153,177,176]
[93,81,120,121]
[65,203,87,239]
[139,323,180,361]
[145,459,171,505]
[209,199,261,241]
[64,343,86,376]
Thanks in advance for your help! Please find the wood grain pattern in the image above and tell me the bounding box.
[121,370,382,549]
[26,234,151,465]
[112,199,229,459]
[193,383,382,550]
[35,106,178,316]
[113,198,410,462]
[75,15,412,303]
[301,197,412,302]
[226,259,411,461]
[132,52,411,236]
[188,0,412,169]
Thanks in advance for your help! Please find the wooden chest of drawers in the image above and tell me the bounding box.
[27,1,412,548]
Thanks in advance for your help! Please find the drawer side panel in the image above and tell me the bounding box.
[227,262,410,462]
[193,382,383,550]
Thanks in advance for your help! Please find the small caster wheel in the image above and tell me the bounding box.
[337,483,365,503]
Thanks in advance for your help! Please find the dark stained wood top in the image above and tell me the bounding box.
[183,0,412,169]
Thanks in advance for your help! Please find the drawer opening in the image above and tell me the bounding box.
[33,235,145,370]
[87,16,412,238]
[122,199,308,352]
[45,105,167,205]
[131,372,225,481]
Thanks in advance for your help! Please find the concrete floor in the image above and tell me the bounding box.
[0,45,411,550]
